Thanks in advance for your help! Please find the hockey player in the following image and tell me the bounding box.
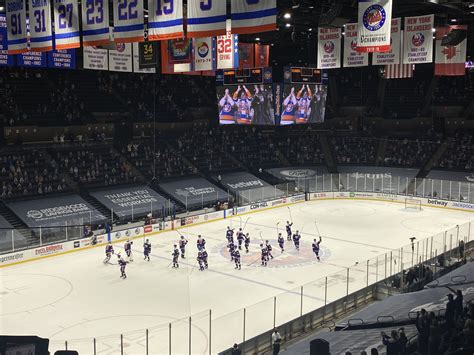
[233,249,241,270]
[286,221,293,241]
[197,235,206,252]
[202,249,209,269]
[219,88,236,125]
[117,253,127,278]
[244,233,250,253]
[226,226,234,245]
[277,233,285,253]
[265,240,274,259]
[179,235,188,258]
[172,245,180,268]
[295,85,312,124]
[143,239,151,261]
[124,240,133,261]
[197,252,205,271]
[260,243,269,267]
[281,87,298,125]
[234,85,253,125]
[312,237,322,261]
[293,230,301,251]
[228,240,236,261]
[237,228,245,250]
[104,242,114,264]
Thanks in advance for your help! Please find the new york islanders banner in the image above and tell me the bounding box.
[231,0,277,35]
[317,27,341,69]
[357,0,392,53]
[403,15,434,64]
[6,0,27,54]
[148,0,183,41]
[435,25,467,76]
[81,0,110,46]
[187,0,226,38]
[113,0,144,43]
[109,42,132,72]
[0,13,14,65]
[343,23,368,67]
[373,17,400,65]
[194,37,216,71]
[28,0,52,51]
[83,45,108,70]
[53,0,80,49]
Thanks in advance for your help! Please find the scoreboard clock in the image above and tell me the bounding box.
[222,67,273,85]
[283,66,322,84]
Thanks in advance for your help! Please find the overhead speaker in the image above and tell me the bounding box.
[310,338,330,355]
[441,29,467,46]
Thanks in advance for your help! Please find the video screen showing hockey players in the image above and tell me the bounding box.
[217,84,275,125]
[280,84,328,125]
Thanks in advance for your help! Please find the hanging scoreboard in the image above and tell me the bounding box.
[222,67,273,85]
[283,66,322,84]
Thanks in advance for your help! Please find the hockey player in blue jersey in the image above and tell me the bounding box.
[265,240,274,259]
[244,233,250,253]
[237,228,245,250]
[104,242,114,264]
[286,221,293,241]
[124,240,133,261]
[117,254,127,278]
[226,227,234,245]
[143,239,151,261]
[312,237,322,261]
[228,240,236,261]
[202,249,209,269]
[233,249,241,270]
[293,230,301,251]
[197,252,205,271]
[277,233,285,253]
[172,245,179,268]
[260,244,269,267]
[179,235,188,258]
[197,235,206,252]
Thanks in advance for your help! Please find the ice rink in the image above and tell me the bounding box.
[1,199,472,354]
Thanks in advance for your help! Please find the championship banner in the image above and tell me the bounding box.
[6,0,28,54]
[83,46,108,70]
[17,50,47,67]
[343,23,368,67]
[113,0,144,43]
[238,42,254,68]
[403,15,434,64]
[109,42,132,72]
[132,42,156,73]
[435,25,467,76]
[373,17,400,65]
[317,27,341,69]
[81,0,110,46]
[194,37,216,71]
[0,13,14,65]
[231,0,277,35]
[53,0,80,49]
[255,43,270,67]
[187,0,226,38]
[47,49,76,69]
[148,0,183,41]
[356,0,392,53]
[217,22,238,69]
[28,0,52,51]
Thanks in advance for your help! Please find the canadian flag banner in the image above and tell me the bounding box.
[435,25,467,76]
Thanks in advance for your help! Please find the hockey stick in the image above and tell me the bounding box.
[287,206,293,223]
[314,220,322,238]
[243,217,251,231]
[259,231,264,242]
[276,222,280,235]
[239,216,243,229]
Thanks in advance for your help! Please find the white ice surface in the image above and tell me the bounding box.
[0,200,472,354]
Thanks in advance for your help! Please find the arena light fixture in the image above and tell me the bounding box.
[284,13,291,19]
[285,23,291,28]
[255,37,260,41]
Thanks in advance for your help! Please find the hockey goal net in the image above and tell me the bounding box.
[405,198,422,210]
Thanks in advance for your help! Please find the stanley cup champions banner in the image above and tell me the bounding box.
[28,0,52,51]
[113,0,144,42]
[81,0,110,46]
[6,0,28,54]
[231,0,277,35]
[53,0,80,49]
[317,27,341,69]
[403,15,434,64]
[357,0,392,52]
[373,17,400,65]
[187,0,226,38]
[343,23,368,67]
[148,0,183,41]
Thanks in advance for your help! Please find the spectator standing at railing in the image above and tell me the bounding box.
[381,330,401,355]
[272,328,282,355]
[416,309,430,354]
[447,287,464,321]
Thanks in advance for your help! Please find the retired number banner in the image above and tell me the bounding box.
[28,0,52,51]
[373,17,400,65]
[231,0,277,35]
[6,0,28,54]
[82,0,110,46]
[113,0,144,42]
[53,0,80,49]
[343,23,368,67]
[317,27,341,69]
[187,0,226,38]
[148,0,184,41]
[357,0,392,53]
[403,15,434,64]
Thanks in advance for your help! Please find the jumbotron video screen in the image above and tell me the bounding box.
[217,84,275,125]
[280,84,328,125]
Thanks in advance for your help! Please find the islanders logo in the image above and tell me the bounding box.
[324,41,335,54]
[197,41,209,58]
[116,43,126,52]
[363,4,386,31]
[350,39,358,51]
[412,33,425,47]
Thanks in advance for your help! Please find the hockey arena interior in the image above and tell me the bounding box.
[1,0,474,354]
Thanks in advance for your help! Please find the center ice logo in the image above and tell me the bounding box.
[197,42,209,58]
[324,41,335,54]
[412,33,425,47]
[363,5,386,31]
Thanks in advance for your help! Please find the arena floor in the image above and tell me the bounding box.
[0,200,472,354]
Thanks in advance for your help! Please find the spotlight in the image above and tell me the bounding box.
[283,13,291,19]
[285,23,291,28]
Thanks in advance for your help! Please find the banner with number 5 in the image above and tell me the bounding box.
[231,0,277,35]
[6,0,28,54]
[113,0,144,42]
[81,0,110,46]
[54,0,80,49]
[187,0,226,38]
[217,20,238,69]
